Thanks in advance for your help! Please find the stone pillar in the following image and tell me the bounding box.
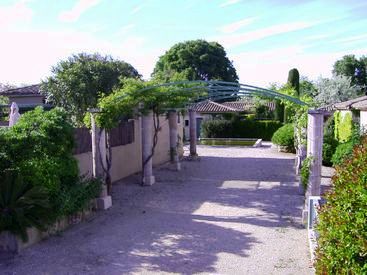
[189,109,197,156]
[306,110,324,197]
[90,112,112,210]
[168,110,181,170]
[141,111,155,185]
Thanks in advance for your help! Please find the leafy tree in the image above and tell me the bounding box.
[287,68,300,96]
[152,40,238,83]
[299,77,317,97]
[333,54,367,87]
[314,75,359,106]
[42,53,141,124]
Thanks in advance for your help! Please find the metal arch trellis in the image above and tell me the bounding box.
[115,80,308,108]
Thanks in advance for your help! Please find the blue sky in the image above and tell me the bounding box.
[1,0,366,87]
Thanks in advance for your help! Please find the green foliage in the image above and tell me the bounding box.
[334,111,353,142]
[93,78,205,129]
[42,53,141,124]
[271,123,295,152]
[287,68,300,96]
[299,77,317,97]
[333,54,367,87]
[300,156,312,192]
[314,76,358,107]
[0,169,52,242]
[315,136,367,274]
[274,100,284,122]
[0,108,101,238]
[322,116,338,166]
[200,118,282,141]
[332,126,361,166]
[152,39,238,83]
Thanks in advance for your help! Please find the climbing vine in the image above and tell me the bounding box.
[86,78,205,185]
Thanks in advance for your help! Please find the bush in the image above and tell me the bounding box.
[0,169,52,241]
[0,107,101,237]
[322,116,338,167]
[331,126,361,166]
[300,156,312,192]
[200,118,282,140]
[271,123,295,152]
[315,136,367,273]
[334,111,353,142]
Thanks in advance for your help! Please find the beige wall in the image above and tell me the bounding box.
[74,152,93,178]
[74,114,184,183]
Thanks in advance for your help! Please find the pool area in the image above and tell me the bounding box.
[198,138,262,147]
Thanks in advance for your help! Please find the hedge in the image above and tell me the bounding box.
[271,123,295,152]
[315,136,367,273]
[200,118,283,140]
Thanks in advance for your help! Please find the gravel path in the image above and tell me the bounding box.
[1,144,313,274]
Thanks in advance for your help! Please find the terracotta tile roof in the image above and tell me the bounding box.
[191,100,241,113]
[190,100,276,113]
[320,95,367,111]
[0,84,42,96]
[222,101,254,110]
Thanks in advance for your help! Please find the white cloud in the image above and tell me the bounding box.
[218,17,256,34]
[214,21,315,48]
[58,0,101,23]
[131,4,145,15]
[219,0,241,8]
[0,0,33,29]
[115,24,135,37]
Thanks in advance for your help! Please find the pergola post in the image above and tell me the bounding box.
[90,111,112,210]
[189,109,197,156]
[141,111,155,185]
[306,110,324,198]
[168,110,181,171]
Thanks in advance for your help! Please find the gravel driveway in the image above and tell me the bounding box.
[1,144,313,274]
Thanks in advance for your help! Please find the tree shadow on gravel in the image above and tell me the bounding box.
[1,154,304,275]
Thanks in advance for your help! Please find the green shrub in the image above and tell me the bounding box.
[334,111,353,142]
[300,156,312,192]
[331,126,361,166]
[322,116,338,167]
[200,118,282,140]
[315,136,367,274]
[0,107,102,238]
[271,123,295,152]
[0,169,52,241]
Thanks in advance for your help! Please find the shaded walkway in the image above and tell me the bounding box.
[0,145,313,274]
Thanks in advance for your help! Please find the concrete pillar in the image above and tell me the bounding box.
[91,113,106,179]
[90,112,112,210]
[168,110,181,170]
[306,110,324,197]
[189,109,197,156]
[141,111,155,185]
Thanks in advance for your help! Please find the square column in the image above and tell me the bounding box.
[168,110,181,171]
[189,109,197,156]
[306,110,324,198]
[141,111,155,185]
[90,112,112,210]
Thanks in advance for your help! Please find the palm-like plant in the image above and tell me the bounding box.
[0,169,51,242]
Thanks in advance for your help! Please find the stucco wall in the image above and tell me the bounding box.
[110,118,142,182]
[74,115,183,183]
[360,111,367,132]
